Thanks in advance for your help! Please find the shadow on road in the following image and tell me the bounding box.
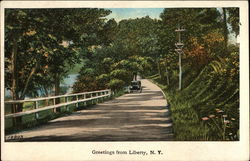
[6,79,173,142]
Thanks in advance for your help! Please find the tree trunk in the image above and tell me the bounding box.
[133,72,137,81]
[44,87,50,106]
[157,58,162,79]
[11,39,18,100]
[20,65,37,99]
[11,38,23,127]
[222,8,228,51]
[54,74,61,112]
[165,66,170,85]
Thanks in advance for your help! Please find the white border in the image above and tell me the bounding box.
[1,1,249,161]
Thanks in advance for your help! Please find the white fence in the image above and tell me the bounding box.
[5,89,111,119]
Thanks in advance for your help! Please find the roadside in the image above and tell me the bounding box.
[6,79,173,141]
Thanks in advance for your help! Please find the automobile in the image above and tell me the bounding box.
[129,80,142,93]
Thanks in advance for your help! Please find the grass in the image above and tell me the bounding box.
[148,66,239,141]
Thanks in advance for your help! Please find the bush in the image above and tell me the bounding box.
[108,79,125,91]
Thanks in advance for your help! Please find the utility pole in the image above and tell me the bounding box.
[175,25,185,90]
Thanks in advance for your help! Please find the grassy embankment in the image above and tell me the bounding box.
[148,64,239,141]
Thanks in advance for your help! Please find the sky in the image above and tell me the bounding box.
[105,8,238,44]
[106,8,164,22]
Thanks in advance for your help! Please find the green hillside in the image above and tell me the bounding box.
[149,51,239,141]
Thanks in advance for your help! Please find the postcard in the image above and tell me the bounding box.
[1,1,249,161]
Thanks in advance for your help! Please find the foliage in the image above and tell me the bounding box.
[5,8,240,139]
[108,79,126,91]
[73,16,158,93]
[73,76,99,93]
[227,8,240,37]
[5,8,111,100]
[184,30,225,69]
[150,45,239,141]
[150,51,239,141]
[146,8,240,141]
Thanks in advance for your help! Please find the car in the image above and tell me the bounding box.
[129,80,142,93]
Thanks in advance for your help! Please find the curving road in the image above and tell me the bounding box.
[6,79,173,141]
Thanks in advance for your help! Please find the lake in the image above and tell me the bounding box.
[5,74,78,99]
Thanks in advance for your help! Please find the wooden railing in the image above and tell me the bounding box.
[4,89,111,119]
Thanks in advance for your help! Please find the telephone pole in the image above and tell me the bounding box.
[175,25,185,90]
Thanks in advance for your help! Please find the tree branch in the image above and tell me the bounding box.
[20,62,39,99]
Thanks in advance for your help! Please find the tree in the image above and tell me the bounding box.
[159,8,223,87]
[222,8,229,49]
[99,18,118,45]
[227,8,240,37]
[5,8,111,124]
[73,16,158,93]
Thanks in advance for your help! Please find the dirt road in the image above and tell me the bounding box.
[6,79,173,141]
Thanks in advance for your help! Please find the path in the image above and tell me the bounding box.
[6,79,173,141]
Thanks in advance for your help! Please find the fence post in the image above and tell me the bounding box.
[5,90,112,127]
[91,93,94,104]
[35,101,39,120]
[96,92,99,103]
[109,90,112,98]
[65,97,69,111]
[11,103,17,126]
[83,94,86,106]
[76,95,79,108]
[101,92,104,102]
[53,98,56,113]
[107,91,109,98]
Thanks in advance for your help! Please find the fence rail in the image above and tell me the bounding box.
[5,89,111,119]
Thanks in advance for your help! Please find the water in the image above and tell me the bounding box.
[62,74,78,87]
[61,74,78,93]
[4,74,78,99]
